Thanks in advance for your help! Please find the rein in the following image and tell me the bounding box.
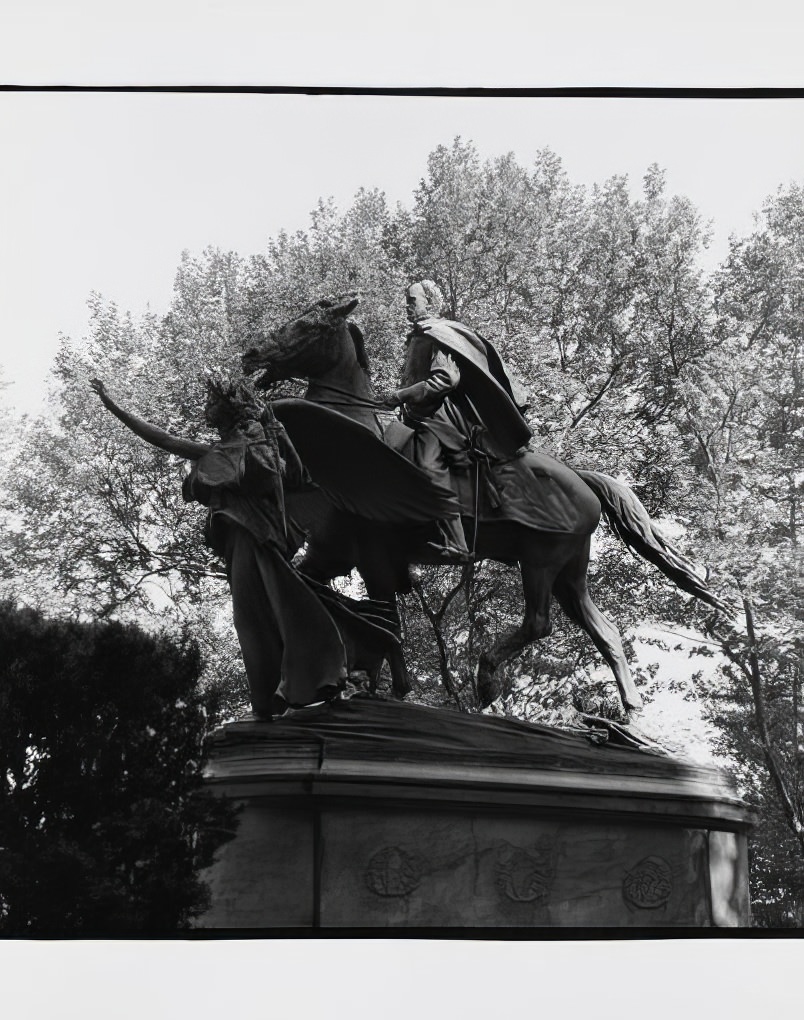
[468,425,491,558]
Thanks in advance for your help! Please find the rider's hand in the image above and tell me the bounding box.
[377,391,402,410]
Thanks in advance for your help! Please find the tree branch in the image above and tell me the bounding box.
[569,361,622,428]
[411,576,463,710]
[737,599,804,850]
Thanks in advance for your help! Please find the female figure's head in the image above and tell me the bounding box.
[204,376,264,435]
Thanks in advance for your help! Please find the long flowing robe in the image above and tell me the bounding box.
[183,420,348,712]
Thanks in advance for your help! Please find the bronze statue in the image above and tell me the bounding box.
[378,280,533,562]
[241,295,730,718]
[90,376,403,716]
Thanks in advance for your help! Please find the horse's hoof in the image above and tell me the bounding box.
[623,696,644,715]
[244,710,274,723]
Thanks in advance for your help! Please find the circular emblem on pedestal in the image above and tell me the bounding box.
[496,844,553,903]
[365,847,421,897]
[622,855,673,909]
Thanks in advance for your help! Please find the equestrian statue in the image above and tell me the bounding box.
[240,287,730,719]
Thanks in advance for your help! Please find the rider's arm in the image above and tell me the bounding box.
[90,380,211,460]
[393,349,460,412]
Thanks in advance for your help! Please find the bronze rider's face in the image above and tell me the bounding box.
[405,284,431,324]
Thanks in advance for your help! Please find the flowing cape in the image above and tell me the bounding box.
[417,318,533,457]
[407,321,598,534]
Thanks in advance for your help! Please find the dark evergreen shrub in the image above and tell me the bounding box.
[0,602,237,933]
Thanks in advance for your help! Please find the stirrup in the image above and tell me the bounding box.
[426,541,475,564]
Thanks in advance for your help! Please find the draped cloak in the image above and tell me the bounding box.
[394,318,600,536]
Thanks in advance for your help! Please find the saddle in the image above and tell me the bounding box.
[381,415,599,537]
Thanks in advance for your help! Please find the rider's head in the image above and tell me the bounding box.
[406,280,444,323]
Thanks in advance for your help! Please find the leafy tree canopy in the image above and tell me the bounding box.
[1,139,802,922]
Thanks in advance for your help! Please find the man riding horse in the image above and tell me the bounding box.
[380,280,533,563]
[239,292,731,717]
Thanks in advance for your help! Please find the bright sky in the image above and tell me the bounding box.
[2,91,803,415]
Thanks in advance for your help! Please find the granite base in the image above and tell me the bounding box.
[197,698,753,929]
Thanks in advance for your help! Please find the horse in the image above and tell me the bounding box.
[241,295,730,718]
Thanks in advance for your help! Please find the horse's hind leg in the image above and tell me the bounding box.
[552,537,643,715]
[476,560,556,708]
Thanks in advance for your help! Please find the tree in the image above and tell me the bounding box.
[0,601,237,933]
[392,143,723,723]
[3,140,727,719]
[0,368,19,589]
[669,183,804,924]
[5,144,804,928]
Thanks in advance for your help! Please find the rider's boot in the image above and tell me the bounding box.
[427,516,474,564]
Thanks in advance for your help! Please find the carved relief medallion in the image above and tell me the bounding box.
[365,847,421,897]
[496,842,554,904]
[622,855,673,910]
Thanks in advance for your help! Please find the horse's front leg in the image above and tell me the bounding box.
[356,525,414,700]
[376,640,412,699]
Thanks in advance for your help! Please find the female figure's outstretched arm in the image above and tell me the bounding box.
[90,379,211,460]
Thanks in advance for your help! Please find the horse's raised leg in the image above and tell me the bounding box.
[476,560,556,708]
[552,537,643,715]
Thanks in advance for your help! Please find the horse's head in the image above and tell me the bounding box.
[241,294,361,386]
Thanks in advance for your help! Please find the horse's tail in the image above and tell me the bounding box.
[575,469,732,617]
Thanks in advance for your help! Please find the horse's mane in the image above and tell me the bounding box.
[304,295,369,372]
[347,321,370,372]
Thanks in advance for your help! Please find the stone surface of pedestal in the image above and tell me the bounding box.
[198,697,753,928]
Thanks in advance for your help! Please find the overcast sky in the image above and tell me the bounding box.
[2,91,803,415]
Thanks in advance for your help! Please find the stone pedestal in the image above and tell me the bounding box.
[198,698,753,928]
